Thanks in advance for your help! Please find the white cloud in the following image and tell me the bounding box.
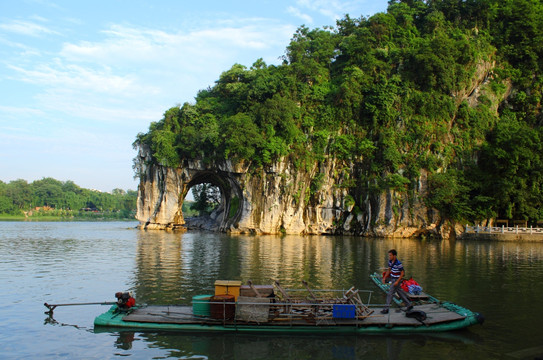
[0,35,40,56]
[29,15,49,23]
[3,16,298,131]
[34,88,162,125]
[287,6,314,24]
[9,63,135,92]
[289,0,382,23]
[0,20,59,37]
[0,105,44,118]
[291,0,342,21]
[26,0,63,11]
[5,18,295,122]
[60,21,293,65]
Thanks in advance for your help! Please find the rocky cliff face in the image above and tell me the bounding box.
[135,144,457,238]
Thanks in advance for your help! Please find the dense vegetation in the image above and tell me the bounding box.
[0,177,137,219]
[135,0,543,225]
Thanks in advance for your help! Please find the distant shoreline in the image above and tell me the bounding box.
[0,214,137,222]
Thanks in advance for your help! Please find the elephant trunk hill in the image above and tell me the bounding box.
[134,1,543,238]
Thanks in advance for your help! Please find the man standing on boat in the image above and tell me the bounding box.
[381,249,413,314]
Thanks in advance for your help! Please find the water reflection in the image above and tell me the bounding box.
[132,231,543,306]
[96,329,483,360]
[132,232,393,304]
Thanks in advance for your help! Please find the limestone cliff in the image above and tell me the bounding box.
[135,143,454,238]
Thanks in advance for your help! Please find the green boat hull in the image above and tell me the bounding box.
[94,305,482,334]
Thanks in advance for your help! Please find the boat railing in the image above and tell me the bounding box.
[199,288,379,325]
[279,287,374,301]
[202,300,383,307]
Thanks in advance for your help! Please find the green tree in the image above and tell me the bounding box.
[426,169,472,221]
[220,113,263,161]
[0,195,15,214]
[475,115,543,220]
[32,178,64,208]
[5,179,32,209]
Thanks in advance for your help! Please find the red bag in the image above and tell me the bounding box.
[401,277,420,292]
[126,297,136,308]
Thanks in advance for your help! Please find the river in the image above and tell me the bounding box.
[0,221,541,359]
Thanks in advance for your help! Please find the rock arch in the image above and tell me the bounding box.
[135,147,244,231]
[183,170,244,231]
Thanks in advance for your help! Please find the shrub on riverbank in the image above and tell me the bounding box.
[0,177,136,219]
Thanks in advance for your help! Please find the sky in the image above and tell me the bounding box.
[0,0,389,192]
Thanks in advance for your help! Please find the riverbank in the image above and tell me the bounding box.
[0,214,136,221]
[461,233,543,241]
[461,225,543,241]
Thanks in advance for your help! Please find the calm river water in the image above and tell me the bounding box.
[0,221,542,359]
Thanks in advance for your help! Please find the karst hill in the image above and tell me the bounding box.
[134,0,543,238]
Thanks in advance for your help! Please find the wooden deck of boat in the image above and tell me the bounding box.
[361,304,465,326]
[123,306,203,324]
[122,303,465,327]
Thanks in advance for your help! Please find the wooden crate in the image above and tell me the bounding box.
[214,280,242,300]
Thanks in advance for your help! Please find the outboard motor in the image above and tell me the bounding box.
[115,291,135,310]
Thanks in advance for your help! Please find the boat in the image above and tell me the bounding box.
[93,279,484,334]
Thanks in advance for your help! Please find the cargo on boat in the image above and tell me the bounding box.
[93,278,483,334]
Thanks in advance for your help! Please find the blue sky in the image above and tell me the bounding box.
[0,0,388,192]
